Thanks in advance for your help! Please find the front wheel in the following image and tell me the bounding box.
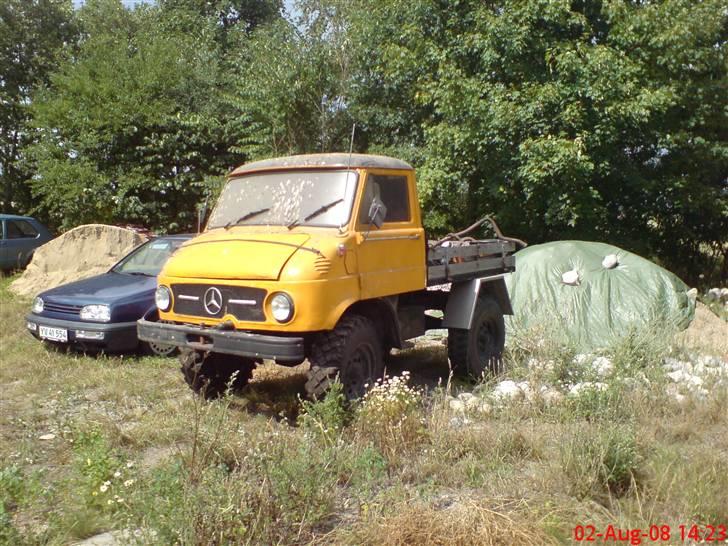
[306,314,384,400]
[448,295,505,380]
[179,350,257,399]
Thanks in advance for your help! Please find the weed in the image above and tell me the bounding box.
[354,372,426,463]
[298,380,348,445]
[561,423,642,501]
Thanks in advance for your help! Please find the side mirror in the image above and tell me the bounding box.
[367,198,387,229]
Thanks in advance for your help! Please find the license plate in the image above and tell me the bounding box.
[39,326,68,342]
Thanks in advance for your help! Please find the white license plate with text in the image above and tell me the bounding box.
[39,326,68,343]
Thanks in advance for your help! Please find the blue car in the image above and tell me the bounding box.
[26,234,193,355]
[0,214,54,270]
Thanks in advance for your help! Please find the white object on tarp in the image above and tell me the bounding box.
[561,269,580,285]
[602,254,619,269]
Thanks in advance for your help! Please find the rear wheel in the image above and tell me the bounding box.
[448,295,505,380]
[179,350,257,399]
[306,315,384,400]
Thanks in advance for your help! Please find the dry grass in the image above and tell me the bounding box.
[1,272,727,545]
[339,498,560,545]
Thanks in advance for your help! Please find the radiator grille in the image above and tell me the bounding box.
[171,284,266,322]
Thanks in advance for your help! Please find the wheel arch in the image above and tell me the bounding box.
[343,297,403,349]
[442,276,512,330]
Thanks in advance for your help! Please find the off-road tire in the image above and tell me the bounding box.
[448,295,505,380]
[179,350,256,399]
[306,314,384,400]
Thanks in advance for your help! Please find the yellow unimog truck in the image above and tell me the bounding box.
[138,154,518,399]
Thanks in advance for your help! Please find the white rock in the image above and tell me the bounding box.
[449,399,466,413]
[39,433,56,441]
[573,353,593,366]
[706,288,721,301]
[540,388,564,405]
[602,254,619,269]
[568,382,608,396]
[457,392,476,402]
[492,380,522,400]
[561,269,580,286]
[667,370,689,383]
[591,356,613,377]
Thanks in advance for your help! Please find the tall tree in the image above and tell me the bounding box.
[29,0,281,232]
[343,0,727,284]
[226,0,354,159]
[0,0,77,214]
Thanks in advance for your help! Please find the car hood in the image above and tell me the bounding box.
[40,272,157,305]
[163,232,312,280]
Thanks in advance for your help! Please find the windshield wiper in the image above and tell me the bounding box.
[124,271,154,277]
[225,207,270,229]
[287,199,344,230]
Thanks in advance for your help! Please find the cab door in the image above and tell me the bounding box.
[355,170,427,299]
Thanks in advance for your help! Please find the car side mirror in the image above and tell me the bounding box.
[367,198,387,229]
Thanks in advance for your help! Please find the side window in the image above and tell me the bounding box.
[358,175,411,225]
[7,220,38,239]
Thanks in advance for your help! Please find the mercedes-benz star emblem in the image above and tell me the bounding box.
[203,287,223,315]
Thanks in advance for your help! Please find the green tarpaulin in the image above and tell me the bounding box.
[504,241,695,350]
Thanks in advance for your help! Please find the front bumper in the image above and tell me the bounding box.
[26,313,139,352]
[137,318,305,363]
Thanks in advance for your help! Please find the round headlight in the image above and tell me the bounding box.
[270,292,293,323]
[155,286,172,311]
[32,297,44,314]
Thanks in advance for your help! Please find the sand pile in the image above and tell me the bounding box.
[10,224,147,298]
[675,301,728,357]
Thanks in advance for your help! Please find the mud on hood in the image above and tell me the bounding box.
[162,232,313,280]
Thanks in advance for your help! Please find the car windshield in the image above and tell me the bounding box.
[207,170,359,229]
[113,238,184,276]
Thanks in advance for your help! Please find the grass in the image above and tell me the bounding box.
[1,272,727,545]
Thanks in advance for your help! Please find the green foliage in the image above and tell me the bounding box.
[3,0,725,282]
[298,380,349,444]
[344,0,727,284]
[561,423,641,501]
[0,0,77,215]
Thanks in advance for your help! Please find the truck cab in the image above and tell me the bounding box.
[138,153,516,399]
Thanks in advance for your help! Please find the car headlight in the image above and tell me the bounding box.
[155,285,172,311]
[270,292,294,323]
[80,304,111,322]
[32,297,44,314]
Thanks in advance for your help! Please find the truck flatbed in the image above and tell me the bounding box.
[427,239,516,285]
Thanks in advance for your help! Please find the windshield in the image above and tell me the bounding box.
[207,170,358,229]
[113,238,184,276]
